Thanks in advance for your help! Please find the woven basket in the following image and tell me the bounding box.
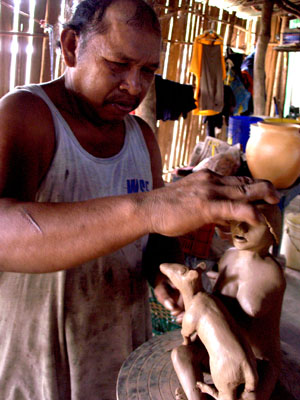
[149,288,181,336]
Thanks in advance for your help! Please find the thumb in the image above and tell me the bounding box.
[154,284,176,310]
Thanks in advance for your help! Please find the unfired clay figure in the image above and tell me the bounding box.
[160,203,286,400]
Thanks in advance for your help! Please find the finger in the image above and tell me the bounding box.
[216,175,255,186]
[163,298,178,311]
[210,181,280,204]
[154,286,181,313]
[154,287,175,309]
[191,170,254,186]
[174,312,184,324]
[168,294,184,314]
[207,200,264,226]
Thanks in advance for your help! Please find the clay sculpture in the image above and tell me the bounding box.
[160,203,286,400]
[160,262,258,400]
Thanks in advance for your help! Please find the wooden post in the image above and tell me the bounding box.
[253,0,274,115]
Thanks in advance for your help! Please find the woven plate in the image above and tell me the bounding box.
[117,330,182,400]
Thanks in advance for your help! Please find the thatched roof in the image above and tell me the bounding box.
[208,0,300,18]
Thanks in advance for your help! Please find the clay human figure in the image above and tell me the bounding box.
[160,263,258,400]
[160,203,286,400]
[210,203,286,400]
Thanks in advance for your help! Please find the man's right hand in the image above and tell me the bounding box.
[141,169,280,237]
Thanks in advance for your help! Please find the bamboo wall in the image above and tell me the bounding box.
[0,0,287,180]
[152,1,255,179]
[265,15,289,118]
[0,0,65,98]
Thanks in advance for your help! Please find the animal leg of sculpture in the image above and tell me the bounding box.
[196,382,219,399]
[197,382,239,400]
[171,341,208,400]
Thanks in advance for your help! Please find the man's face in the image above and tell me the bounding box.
[68,5,161,122]
[230,220,273,252]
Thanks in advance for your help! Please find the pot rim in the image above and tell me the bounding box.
[258,121,300,129]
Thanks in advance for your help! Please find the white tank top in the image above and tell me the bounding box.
[0,84,153,400]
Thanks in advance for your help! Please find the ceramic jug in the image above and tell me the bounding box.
[245,122,300,189]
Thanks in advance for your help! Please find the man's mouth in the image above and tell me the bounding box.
[112,103,135,112]
[107,99,139,113]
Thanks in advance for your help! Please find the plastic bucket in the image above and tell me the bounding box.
[228,116,263,151]
[280,213,300,270]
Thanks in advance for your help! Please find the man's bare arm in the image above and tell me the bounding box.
[0,92,280,273]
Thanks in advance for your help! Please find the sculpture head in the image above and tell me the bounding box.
[230,203,282,254]
[160,263,204,294]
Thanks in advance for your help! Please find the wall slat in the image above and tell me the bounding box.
[17,2,30,88]
[30,0,48,84]
[0,5,13,97]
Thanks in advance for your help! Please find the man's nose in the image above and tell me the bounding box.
[119,69,142,96]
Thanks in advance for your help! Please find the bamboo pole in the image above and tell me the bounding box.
[40,0,61,82]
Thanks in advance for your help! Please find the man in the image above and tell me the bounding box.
[0,0,279,399]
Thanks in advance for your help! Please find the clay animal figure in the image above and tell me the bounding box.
[160,203,286,400]
[160,263,258,400]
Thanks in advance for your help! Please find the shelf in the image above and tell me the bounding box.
[274,44,300,52]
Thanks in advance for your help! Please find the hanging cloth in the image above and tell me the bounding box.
[190,31,226,116]
[155,75,196,121]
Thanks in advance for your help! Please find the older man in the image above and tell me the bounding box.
[0,0,279,399]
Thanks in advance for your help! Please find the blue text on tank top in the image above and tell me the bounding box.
[127,179,150,193]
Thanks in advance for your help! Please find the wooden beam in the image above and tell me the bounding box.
[275,0,300,18]
[226,11,236,47]
[253,0,274,115]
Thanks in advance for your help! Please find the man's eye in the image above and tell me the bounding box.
[142,68,155,75]
[106,60,128,70]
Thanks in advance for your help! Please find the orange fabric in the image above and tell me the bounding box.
[190,32,226,116]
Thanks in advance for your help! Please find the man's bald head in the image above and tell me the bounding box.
[64,0,161,44]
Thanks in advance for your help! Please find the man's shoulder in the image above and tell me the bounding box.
[0,85,53,126]
[0,85,56,170]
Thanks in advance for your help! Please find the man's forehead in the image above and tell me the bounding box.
[101,19,161,63]
[105,0,139,24]
[104,0,161,36]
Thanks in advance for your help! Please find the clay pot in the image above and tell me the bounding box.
[245,122,300,189]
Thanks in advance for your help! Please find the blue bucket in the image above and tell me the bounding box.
[228,116,263,151]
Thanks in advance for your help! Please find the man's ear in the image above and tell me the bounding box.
[60,29,79,67]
